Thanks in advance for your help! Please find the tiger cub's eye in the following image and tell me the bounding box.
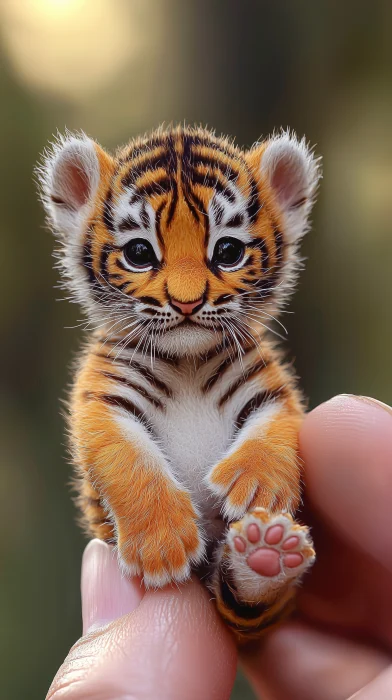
[123,239,156,269]
[212,237,245,268]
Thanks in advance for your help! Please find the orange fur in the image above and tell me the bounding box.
[70,352,201,583]
[39,124,320,638]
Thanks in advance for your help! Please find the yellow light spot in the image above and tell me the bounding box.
[0,0,148,100]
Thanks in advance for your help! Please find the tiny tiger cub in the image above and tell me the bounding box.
[37,124,320,642]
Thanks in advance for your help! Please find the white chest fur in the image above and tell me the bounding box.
[109,347,271,538]
[153,370,232,518]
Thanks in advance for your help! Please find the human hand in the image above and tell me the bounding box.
[47,395,392,700]
[243,394,392,699]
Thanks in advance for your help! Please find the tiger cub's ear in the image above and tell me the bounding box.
[248,131,321,243]
[37,132,113,238]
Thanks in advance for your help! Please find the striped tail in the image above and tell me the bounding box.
[214,563,296,643]
[211,508,315,643]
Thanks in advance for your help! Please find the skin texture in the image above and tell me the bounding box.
[47,395,392,699]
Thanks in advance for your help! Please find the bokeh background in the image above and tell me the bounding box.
[1,1,391,698]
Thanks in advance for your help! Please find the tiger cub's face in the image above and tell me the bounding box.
[38,126,320,356]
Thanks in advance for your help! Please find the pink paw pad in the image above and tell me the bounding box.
[283,553,303,568]
[282,536,299,550]
[246,523,260,543]
[233,536,246,553]
[264,524,284,544]
[247,547,281,577]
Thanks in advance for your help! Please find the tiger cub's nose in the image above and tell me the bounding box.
[170,297,204,315]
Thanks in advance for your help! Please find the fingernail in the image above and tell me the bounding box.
[340,394,392,416]
[81,539,144,634]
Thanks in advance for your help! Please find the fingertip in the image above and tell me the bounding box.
[302,393,392,437]
[50,574,237,700]
[135,577,238,699]
[300,394,392,565]
[81,538,144,634]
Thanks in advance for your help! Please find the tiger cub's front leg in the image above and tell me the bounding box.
[206,394,304,520]
[206,388,314,640]
[71,361,204,588]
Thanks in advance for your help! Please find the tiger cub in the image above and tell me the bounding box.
[37,125,319,641]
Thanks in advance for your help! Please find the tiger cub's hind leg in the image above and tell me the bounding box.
[76,477,115,543]
[212,509,315,642]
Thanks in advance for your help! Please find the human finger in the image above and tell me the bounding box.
[242,622,390,700]
[47,539,237,700]
[300,394,392,569]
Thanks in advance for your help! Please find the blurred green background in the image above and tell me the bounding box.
[1,1,391,698]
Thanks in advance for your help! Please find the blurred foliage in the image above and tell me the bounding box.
[0,1,391,697]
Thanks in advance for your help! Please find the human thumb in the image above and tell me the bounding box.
[47,539,237,700]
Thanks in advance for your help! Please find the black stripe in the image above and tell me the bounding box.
[189,188,207,218]
[248,237,269,273]
[99,244,112,281]
[135,176,172,198]
[202,355,234,392]
[118,215,140,232]
[83,391,151,429]
[242,254,255,268]
[219,570,269,621]
[212,199,225,226]
[138,296,162,307]
[118,139,167,165]
[181,134,201,223]
[214,293,233,306]
[252,228,285,299]
[121,152,166,188]
[166,183,178,226]
[102,189,114,232]
[226,213,244,228]
[246,174,260,225]
[165,134,178,175]
[186,133,238,158]
[202,342,255,389]
[155,199,166,245]
[191,153,239,181]
[130,360,173,398]
[235,387,285,429]
[218,359,271,407]
[215,179,235,203]
[191,171,235,203]
[101,371,163,408]
[182,189,200,223]
[111,281,134,292]
[139,199,150,229]
[223,599,294,635]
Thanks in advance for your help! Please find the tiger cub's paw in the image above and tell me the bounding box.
[205,459,299,521]
[117,491,205,589]
[226,509,315,602]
